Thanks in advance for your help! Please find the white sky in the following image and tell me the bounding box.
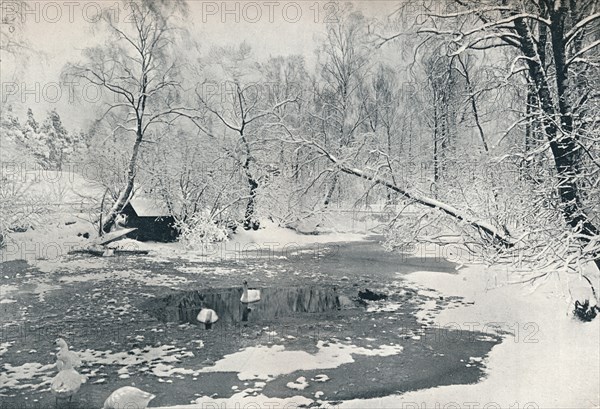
[1,1,401,130]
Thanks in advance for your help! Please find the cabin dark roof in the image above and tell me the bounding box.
[127,197,179,218]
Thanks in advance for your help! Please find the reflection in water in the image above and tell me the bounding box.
[145,286,345,326]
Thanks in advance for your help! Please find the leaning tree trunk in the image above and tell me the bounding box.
[309,141,515,248]
[101,131,143,233]
[102,69,149,233]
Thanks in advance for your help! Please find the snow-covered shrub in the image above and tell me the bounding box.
[175,212,228,249]
[0,181,47,247]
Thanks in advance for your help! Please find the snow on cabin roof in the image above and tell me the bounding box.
[128,197,178,217]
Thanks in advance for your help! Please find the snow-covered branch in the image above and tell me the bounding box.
[284,132,515,248]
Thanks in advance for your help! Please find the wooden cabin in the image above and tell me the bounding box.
[119,197,179,242]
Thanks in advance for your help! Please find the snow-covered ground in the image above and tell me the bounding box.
[2,216,366,268]
[338,263,600,409]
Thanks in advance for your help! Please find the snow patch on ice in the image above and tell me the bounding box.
[286,376,309,390]
[0,342,15,356]
[153,391,313,409]
[79,344,197,379]
[366,301,403,312]
[415,299,437,324]
[192,392,312,409]
[313,374,330,382]
[199,341,403,381]
[0,362,55,390]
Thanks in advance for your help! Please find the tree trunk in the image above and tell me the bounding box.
[240,133,259,230]
[521,86,538,180]
[386,126,395,204]
[243,170,259,230]
[101,131,143,233]
[433,97,438,173]
[458,55,489,153]
[323,174,338,207]
[514,16,600,265]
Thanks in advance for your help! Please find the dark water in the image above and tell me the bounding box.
[142,237,460,328]
[144,285,351,325]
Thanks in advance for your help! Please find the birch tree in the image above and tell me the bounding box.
[63,0,185,233]
[313,5,373,207]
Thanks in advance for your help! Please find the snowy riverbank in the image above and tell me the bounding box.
[339,263,600,408]
[154,260,599,409]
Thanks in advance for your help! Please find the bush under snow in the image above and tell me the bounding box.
[175,212,229,250]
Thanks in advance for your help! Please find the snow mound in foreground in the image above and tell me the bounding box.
[340,263,600,409]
